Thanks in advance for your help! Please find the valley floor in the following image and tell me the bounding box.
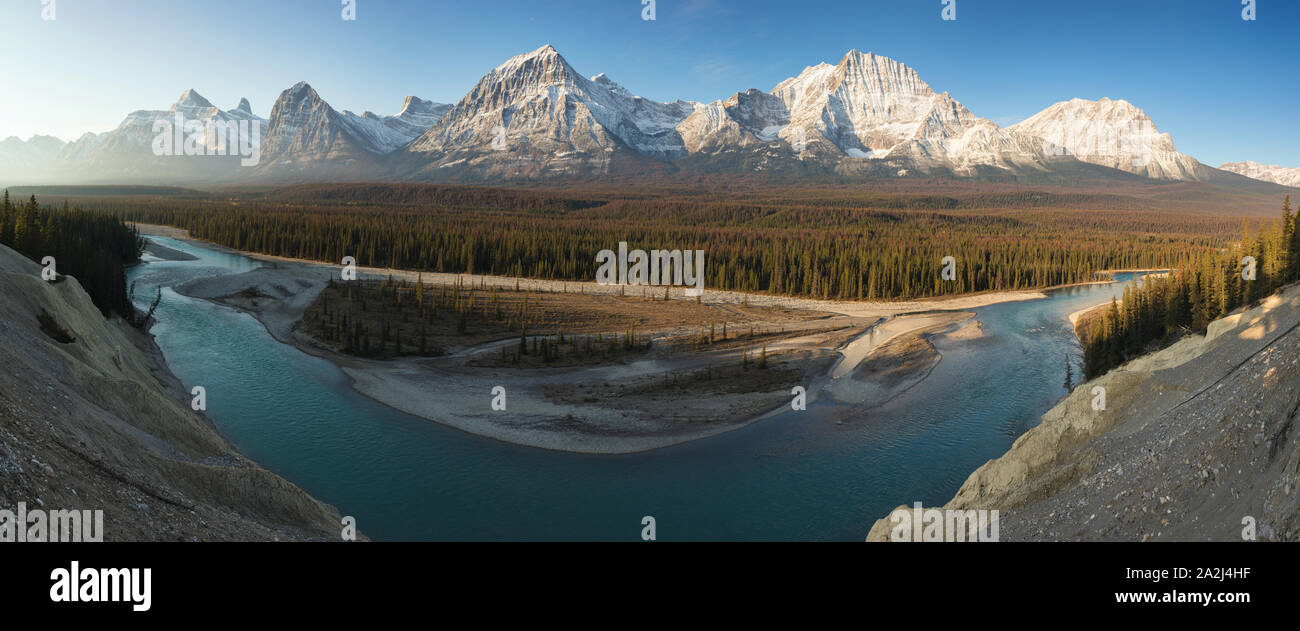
[137,224,1027,454]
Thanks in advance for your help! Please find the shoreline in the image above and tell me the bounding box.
[134,224,1080,454]
[1068,302,1111,329]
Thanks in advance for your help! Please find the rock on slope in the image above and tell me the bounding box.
[867,281,1300,541]
[0,244,350,541]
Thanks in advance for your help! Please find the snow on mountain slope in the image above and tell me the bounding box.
[678,50,1051,174]
[676,89,789,153]
[386,96,451,140]
[258,82,383,172]
[781,50,944,154]
[4,45,1279,185]
[52,132,104,164]
[1219,161,1300,188]
[338,96,450,154]
[407,45,698,174]
[0,135,66,175]
[4,85,442,182]
[253,83,450,173]
[1009,98,1204,181]
[32,90,268,180]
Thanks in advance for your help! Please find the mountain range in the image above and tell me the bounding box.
[1218,161,1300,188]
[0,45,1293,190]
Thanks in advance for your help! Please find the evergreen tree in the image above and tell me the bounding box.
[5,195,141,318]
[0,190,13,247]
[14,195,41,256]
[1083,197,1297,379]
[1284,195,1300,281]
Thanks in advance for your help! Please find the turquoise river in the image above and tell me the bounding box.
[128,235,1146,541]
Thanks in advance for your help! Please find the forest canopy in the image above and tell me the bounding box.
[0,191,143,319]
[91,190,1245,302]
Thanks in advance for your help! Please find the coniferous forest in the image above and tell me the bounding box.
[0,191,143,319]
[24,184,1299,382]
[85,186,1247,301]
[1083,197,1300,378]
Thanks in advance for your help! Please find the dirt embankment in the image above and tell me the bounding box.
[1069,301,1111,344]
[867,281,1300,542]
[0,244,353,541]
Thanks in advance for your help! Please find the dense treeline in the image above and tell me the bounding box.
[0,191,143,318]
[1084,197,1300,378]
[258,183,605,211]
[691,190,1152,211]
[96,194,1245,302]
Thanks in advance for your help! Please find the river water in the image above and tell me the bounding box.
[128,236,1143,541]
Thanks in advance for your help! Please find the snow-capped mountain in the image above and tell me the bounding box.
[689,50,1051,173]
[1009,98,1205,181]
[406,45,698,177]
[339,96,450,154]
[36,89,267,181]
[5,44,1293,188]
[412,47,1058,179]
[259,81,374,171]
[1218,161,1300,188]
[259,82,448,175]
[0,135,66,176]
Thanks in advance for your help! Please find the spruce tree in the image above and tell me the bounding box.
[14,194,41,256]
[1284,196,1300,281]
[0,190,12,247]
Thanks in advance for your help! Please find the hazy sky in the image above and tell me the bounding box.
[1,0,1295,166]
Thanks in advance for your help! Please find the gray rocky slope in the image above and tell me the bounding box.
[0,243,352,541]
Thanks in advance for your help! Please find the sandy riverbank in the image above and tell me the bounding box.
[1065,270,1167,330]
[1068,301,1113,344]
[167,257,859,453]
[141,239,198,262]
[1067,306,1093,329]
[827,313,979,407]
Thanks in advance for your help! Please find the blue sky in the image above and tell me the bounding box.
[1,0,1295,166]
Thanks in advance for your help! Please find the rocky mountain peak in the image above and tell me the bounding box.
[1009,97,1203,180]
[171,89,215,111]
